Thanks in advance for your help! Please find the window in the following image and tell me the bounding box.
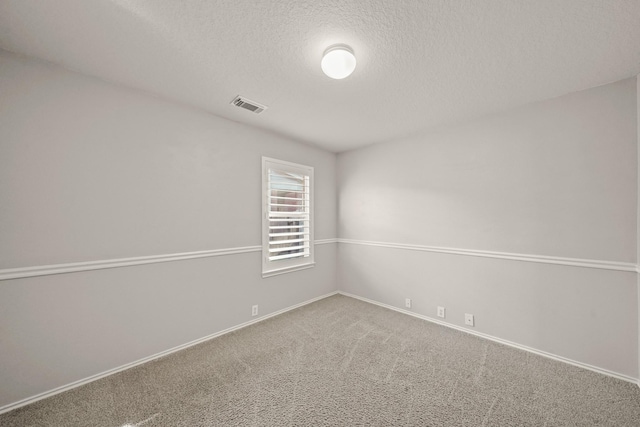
[262,157,314,277]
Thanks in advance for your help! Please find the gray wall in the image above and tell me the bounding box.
[337,78,639,378]
[0,50,337,408]
[1,47,638,410]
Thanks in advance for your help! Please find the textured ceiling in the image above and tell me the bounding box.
[1,0,639,152]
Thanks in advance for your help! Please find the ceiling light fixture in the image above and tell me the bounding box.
[321,45,356,79]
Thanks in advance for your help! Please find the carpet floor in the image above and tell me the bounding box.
[2,294,640,426]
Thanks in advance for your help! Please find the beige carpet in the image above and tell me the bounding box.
[2,294,640,426]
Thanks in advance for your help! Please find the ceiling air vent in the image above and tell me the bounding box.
[230,96,268,114]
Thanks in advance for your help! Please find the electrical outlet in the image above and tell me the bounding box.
[252,305,258,316]
[405,298,412,308]
[464,313,474,326]
[437,306,446,318]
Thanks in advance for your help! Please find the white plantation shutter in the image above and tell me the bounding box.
[262,158,314,277]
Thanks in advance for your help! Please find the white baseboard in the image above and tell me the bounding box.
[0,291,339,415]
[2,288,635,415]
[338,291,639,385]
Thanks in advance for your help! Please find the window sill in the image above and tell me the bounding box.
[262,262,315,278]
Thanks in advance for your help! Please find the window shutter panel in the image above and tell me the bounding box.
[267,168,311,261]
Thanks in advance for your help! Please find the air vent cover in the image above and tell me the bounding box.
[231,96,268,114]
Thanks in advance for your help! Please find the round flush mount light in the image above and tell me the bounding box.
[321,45,356,79]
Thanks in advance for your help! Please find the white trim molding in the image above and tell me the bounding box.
[0,246,260,281]
[338,239,637,272]
[339,291,638,385]
[315,238,338,245]
[0,239,338,281]
[262,263,316,278]
[0,291,340,415]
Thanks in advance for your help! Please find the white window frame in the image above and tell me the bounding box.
[262,157,314,278]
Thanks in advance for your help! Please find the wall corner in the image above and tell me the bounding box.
[636,73,640,381]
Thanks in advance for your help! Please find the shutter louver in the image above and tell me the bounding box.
[267,168,310,262]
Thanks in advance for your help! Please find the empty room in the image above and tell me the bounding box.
[1,1,640,425]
